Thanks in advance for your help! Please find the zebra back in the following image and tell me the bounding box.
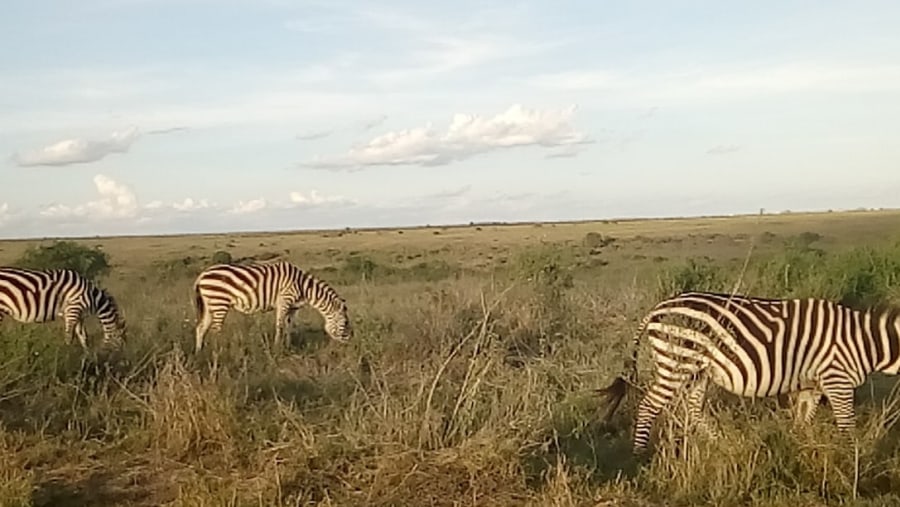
[0,267,125,343]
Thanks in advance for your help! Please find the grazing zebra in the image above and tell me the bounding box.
[192,260,353,352]
[0,267,126,349]
[598,291,900,453]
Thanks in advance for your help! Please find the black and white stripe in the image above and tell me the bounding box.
[0,267,126,349]
[599,291,900,452]
[193,260,353,352]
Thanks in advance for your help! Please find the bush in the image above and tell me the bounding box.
[658,257,726,297]
[750,242,900,307]
[15,241,111,281]
[211,250,233,264]
[343,255,382,281]
[583,232,616,249]
[512,245,574,295]
[752,243,827,298]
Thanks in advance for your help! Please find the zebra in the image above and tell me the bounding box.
[192,260,353,352]
[0,267,126,350]
[598,290,900,453]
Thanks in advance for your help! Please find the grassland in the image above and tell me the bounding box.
[2,209,900,506]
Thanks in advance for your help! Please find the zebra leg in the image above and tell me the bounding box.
[194,305,222,353]
[820,375,858,443]
[285,306,302,343]
[633,369,693,453]
[274,297,299,349]
[686,374,721,439]
[73,320,89,350]
[791,388,823,426]
[274,305,288,349]
[64,317,76,345]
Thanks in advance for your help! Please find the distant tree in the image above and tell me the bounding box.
[15,241,111,281]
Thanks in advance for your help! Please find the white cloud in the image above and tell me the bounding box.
[41,174,139,219]
[35,175,218,223]
[230,198,268,214]
[14,127,141,167]
[288,190,354,207]
[30,174,351,230]
[172,198,212,211]
[302,104,591,170]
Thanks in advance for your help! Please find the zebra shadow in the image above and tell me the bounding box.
[521,397,641,488]
[285,324,332,354]
[245,365,357,411]
[31,468,160,507]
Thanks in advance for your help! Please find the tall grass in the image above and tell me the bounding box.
[2,237,900,505]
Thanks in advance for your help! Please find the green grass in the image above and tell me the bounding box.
[1,210,900,506]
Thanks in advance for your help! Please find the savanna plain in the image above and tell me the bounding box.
[3,210,900,507]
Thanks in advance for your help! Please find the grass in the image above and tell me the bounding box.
[1,209,900,505]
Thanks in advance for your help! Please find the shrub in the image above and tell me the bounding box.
[512,245,574,296]
[583,232,616,249]
[345,255,377,279]
[151,256,204,283]
[751,242,900,307]
[789,231,823,248]
[211,250,233,264]
[15,241,111,281]
[658,257,726,297]
[752,243,827,298]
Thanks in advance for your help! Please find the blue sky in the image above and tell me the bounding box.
[1,0,899,238]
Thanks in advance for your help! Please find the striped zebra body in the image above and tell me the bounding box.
[0,267,126,349]
[193,260,352,352]
[599,291,900,452]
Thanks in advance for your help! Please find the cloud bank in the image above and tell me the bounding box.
[302,104,590,170]
[26,175,354,233]
[41,175,139,219]
[14,127,141,167]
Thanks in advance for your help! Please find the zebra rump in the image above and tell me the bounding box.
[0,267,126,349]
[598,291,900,452]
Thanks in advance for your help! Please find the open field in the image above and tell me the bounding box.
[2,209,900,506]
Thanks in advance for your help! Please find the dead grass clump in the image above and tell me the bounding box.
[350,436,531,506]
[144,351,239,466]
[0,427,33,507]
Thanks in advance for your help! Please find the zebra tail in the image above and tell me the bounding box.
[597,310,654,422]
[193,281,205,322]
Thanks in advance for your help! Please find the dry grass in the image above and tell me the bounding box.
[1,210,900,506]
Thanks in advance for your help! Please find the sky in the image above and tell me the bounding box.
[1,0,899,239]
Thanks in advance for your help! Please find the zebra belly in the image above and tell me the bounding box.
[232,299,272,314]
[707,363,818,398]
[0,296,57,323]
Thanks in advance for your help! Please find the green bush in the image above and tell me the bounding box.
[211,250,233,264]
[583,232,616,249]
[151,256,204,283]
[512,245,574,293]
[343,255,382,281]
[15,241,111,281]
[658,257,726,297]
[752,242,827,298]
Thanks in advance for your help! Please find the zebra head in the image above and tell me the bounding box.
[93,287,127,346]
[324,300,353,342]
